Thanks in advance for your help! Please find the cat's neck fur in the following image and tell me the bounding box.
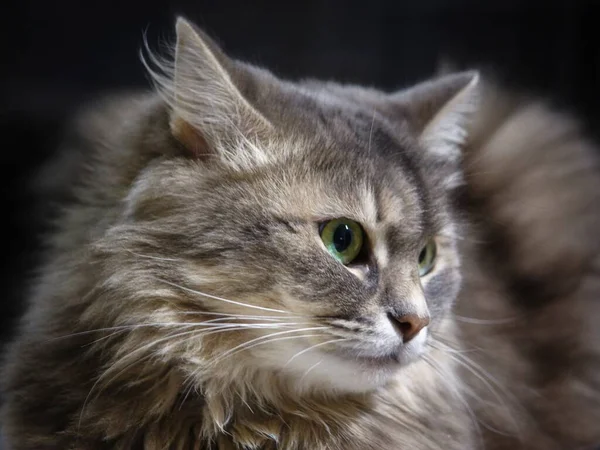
[72,331,472,449]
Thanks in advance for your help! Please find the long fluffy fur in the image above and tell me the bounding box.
[2,20,600,450]
[456,88,600,448]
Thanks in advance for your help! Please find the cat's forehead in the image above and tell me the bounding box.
[277,80,397,140]
[286,84,424,218]
[239,141,426,240]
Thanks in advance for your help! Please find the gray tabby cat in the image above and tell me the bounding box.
[2,17,600,450]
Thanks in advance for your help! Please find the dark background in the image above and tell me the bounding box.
[1,0,599,346]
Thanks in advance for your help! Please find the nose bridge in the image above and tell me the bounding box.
[389,285,429,319]
[383,281,431,343]
[381,263,429,317]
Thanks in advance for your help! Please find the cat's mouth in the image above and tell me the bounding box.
[350,352,402,367]
[334,329,429,369]
[334,346,407,369]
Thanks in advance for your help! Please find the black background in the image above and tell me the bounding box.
[1,0,599,346]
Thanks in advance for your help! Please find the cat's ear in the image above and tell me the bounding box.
[150,18,272,166]
[391,71,479,160]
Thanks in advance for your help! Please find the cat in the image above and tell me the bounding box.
[2,17,600,450]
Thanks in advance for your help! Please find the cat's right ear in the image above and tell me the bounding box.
[146,18,272,167]
[388,72,479,189]
[390,71,479,159]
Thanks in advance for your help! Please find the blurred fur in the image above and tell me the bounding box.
[455,87,600,448]
[2,18,600,450]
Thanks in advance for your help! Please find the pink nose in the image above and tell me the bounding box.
[388,312,430,342]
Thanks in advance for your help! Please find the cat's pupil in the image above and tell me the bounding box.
[419,247,427,264]
[333,224,353,253]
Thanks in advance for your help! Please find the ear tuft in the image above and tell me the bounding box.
[421,71,479,157]
[389,71,479,190]
[393,71,480,158]
[142,17,272,168]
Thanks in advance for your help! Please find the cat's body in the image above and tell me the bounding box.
[2,19,600,450]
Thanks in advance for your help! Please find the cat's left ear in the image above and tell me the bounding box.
[146,17,274,169]
[390,71,479,168]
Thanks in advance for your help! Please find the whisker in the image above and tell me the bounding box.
[153,277,294,314]
[127,251,182,262]
[212,333,333,367]
[431,334,473,352]
[208,327,331,367]
[432,342,521,437]
[178,380,197,411]
[435,342,514,401]
[453,314,519,325]
[180,333,334,407]
[52,324,207,341]
[427,341,474,355]
[178,313,305,322]
[434,351,518,439]
[85,329,131,346]
[52,319,313,342]
[422,355,484,449]
[177,311,290,318]
[283,338,346,368]
[299,359,323,383]
[50,325,163,341]
[426,352,519,441]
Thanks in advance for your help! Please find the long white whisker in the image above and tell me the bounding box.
[453,314,519,325]
[427,341,474,355]
[194,316,306,324]
[53,318,314,342]
[153,277,292,314]
[178,380,197,411]
[283,338,346,367]
[434,342,514,402]
[422,355,484,449]
[208,327,330,366]
[432,352,517,438]
[211,333,332,367]
[178,311,304,321]
[299,359,323,383]
[127,251,182,262]
[432,342,521,437]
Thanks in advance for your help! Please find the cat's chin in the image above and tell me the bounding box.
[291,353,403,393]
[269,329,429,394]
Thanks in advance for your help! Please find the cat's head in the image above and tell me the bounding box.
[93,18,477,394]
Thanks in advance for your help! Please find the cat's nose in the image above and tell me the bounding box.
[388,312,430,343]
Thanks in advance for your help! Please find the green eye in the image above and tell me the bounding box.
[418,239,437,276]
[320,218,364,265]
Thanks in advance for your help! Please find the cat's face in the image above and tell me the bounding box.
[126,139,460,392]
[103,19,476,394]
